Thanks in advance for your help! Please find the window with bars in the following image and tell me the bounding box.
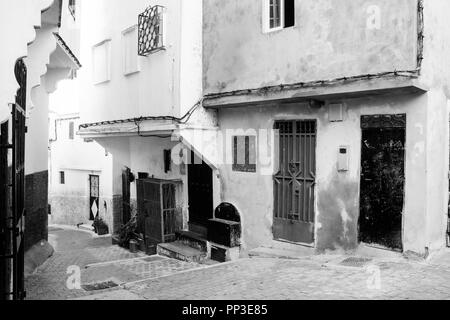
[138,5,165,56]
[233,136,257,173]
[60,171,66,185]
[264,0,295,32]
[68,0,76,20]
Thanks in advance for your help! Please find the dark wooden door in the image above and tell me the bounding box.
[359,114,406,251]
[89,175,99,220]
[273,120,316,244]
[122,168,131,225]
[137,179,178,253]
[188,151,213,230]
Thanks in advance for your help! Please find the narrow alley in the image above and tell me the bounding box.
[25,226,450,300]
[25,226,204,300]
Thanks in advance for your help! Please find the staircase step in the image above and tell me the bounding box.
[176,230,207,251]
[157,241,207,263]
[78,223,94,232]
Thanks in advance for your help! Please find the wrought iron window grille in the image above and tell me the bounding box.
[69,0,76,20]
[138,5,165,56]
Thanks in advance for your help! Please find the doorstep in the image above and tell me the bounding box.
[248,240,315,260]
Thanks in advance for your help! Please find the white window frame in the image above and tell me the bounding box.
[263,0,285,33]
[122,25,140,75]
[92,39,112,85]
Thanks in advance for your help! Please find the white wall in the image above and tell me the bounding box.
[77,0,204,125]
[0,0,54,123]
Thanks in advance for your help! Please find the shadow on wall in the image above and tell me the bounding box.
[316,175,360,252]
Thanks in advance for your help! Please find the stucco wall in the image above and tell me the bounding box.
[49,116,112,227]
[96,136,189,233]
[78,0,203,125]
[203,0,418,95]
[0,0,54,123]
[217,93,429,253]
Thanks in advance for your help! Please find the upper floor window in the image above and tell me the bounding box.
[69,121,74,140]
[122,26,140,75]
[92,40,111,84]
[263,0,295,33]
[68,0,76,20]
[138,5,165,56]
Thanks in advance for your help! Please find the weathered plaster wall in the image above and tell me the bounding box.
[217,93,429,253]
[415,0,450,253]
[96,136,189,233]
[203,0,418,95]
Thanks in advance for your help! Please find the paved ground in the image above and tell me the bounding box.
[25,225,202,300]
[26,226,450,300]
[123,255,450,300]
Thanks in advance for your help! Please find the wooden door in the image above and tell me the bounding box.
[359,114,406,251]
[187,151,213,233]
[122,168,131,225]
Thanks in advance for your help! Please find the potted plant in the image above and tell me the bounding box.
[117,214,138,248]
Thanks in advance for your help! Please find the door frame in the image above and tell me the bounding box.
[187,150,214,236]
[358,114,407,252]
[272,119,318,246]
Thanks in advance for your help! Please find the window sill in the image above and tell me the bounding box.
[93,79,111,86]
[262,25,296,35]
[124,70,140,77]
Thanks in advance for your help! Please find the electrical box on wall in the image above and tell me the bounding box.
[338,146,349,172]
[329,103,344,122]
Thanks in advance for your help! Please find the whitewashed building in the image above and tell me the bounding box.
[48,111,111,227]
[76,0,214,249]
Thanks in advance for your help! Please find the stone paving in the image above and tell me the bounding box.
[25,226,202,300]
[25,225,450,300]
[124,255,450,300]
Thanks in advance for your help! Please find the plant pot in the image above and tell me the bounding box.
[129,240,138,253]
[97,226,109,236]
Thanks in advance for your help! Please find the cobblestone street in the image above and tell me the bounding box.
[123,254,450,300]
[25,226,450,300]
[25,226,203,300]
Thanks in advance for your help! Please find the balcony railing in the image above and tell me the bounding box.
[138,5,165,56]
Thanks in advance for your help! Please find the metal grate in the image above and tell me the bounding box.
[138,5,165,56]
[339,257,372,268]
[273,120,316,244]
[82,281,118,292]
[1,59,27,300]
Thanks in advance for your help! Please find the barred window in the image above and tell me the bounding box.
[69,0,76,20]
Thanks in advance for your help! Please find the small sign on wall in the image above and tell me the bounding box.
[338,146,350,172]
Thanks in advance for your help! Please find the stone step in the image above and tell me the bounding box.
[157,241,207,263]
[248,240,315,260]
[78,223,94,232]
[175,230,208,252]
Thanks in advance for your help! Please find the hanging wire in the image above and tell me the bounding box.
[79,98,203,136]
